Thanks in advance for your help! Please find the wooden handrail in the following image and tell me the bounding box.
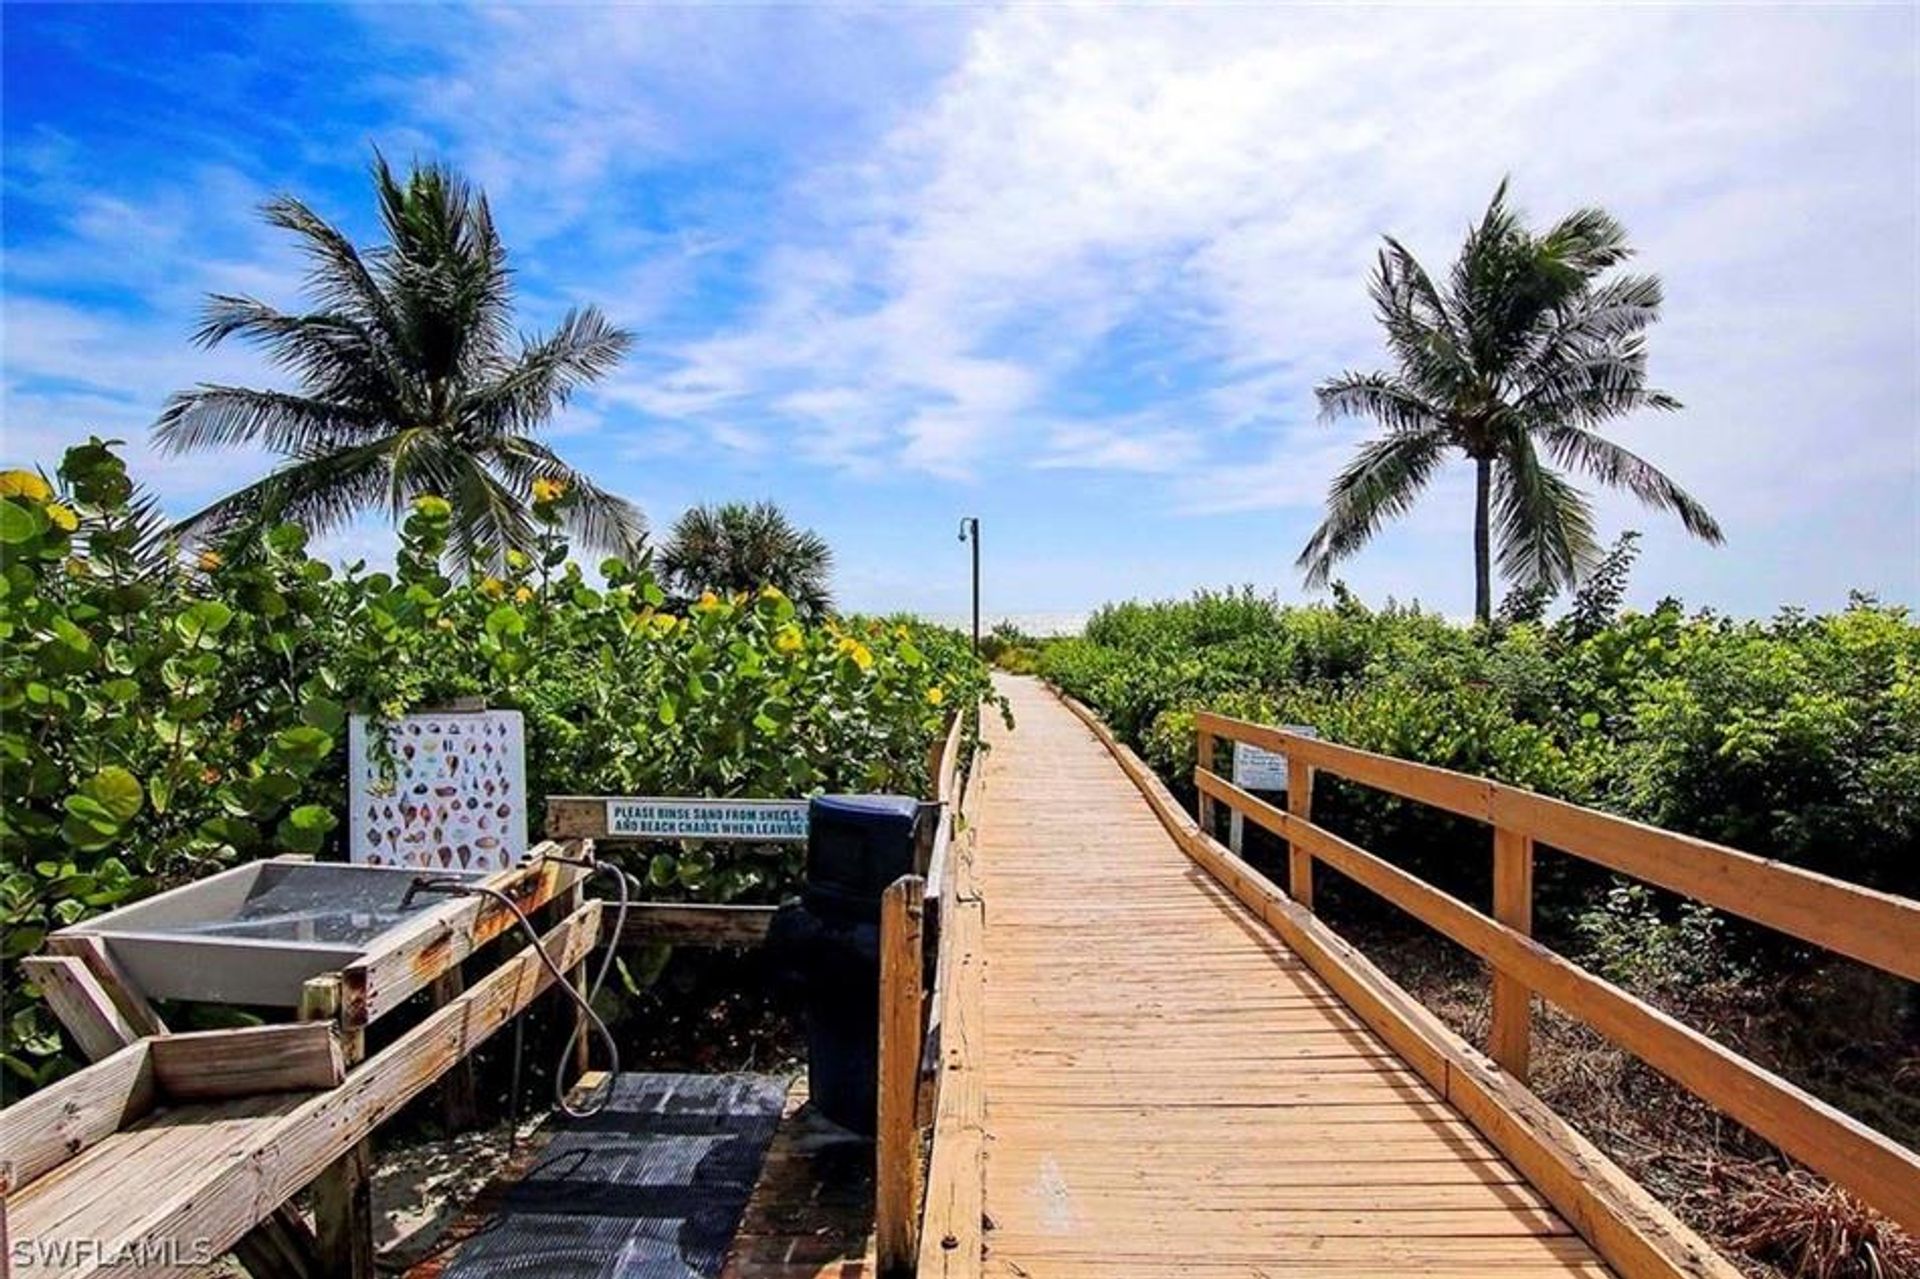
[1194,710,1920,982]
[1192,710,1920,1234]
[917,700,987,1279]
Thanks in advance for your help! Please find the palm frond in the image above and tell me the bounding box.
[463,307,633,437]
[1315,371,1449,437]
[1536,205,1632,276]
[1296,428,1449,587]
[154,385,379,455]
[1372,239,1472,402]
[1494,439,1599,590]
[490,437,647,556]
[170,440,396,548]
[260,194,403,346]
[1542,426,1724,543]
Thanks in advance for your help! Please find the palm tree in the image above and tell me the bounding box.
[1299,182,1722,624]
[659,501,834,617]
[154,155,644,567]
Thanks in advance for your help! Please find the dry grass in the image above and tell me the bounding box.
[1721,1167,1920,1279]
[1349,929,1919,1279]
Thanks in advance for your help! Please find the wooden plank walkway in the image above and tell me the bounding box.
[971,677,1612,1277]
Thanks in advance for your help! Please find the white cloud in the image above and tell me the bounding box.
[6,5,1914,614]
[580,3,1912,615]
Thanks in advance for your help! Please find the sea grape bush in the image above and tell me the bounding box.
[1042,587,1920,905]
[0,441,996,1093]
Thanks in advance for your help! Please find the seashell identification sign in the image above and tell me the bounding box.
[347,710,529,871]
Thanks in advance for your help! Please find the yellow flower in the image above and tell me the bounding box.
[480,576,507,600]
[514,586,533,605]
[760,584,787,600]
[773,625,804,654]
[696,590,721,612]
[45,503,78,533]
[196,549,223,572]
[0,469,52,502]
[926,685,946,706]
[531,477,566,503]
[838,638,874,671]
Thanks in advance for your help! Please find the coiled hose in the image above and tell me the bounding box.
[407,856,635,1119]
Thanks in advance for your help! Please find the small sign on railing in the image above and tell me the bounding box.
[1229,726,1316,853]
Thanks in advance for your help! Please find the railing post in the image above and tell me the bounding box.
[876,874,927,1278]
[1196,724,1217,840]
[301,973,374,1279]
[1489,827,1535,1079]
[1287,754,1316,910]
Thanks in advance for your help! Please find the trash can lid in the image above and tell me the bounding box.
[810,793,921,821]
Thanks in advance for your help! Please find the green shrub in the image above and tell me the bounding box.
[1040,586,1920,907]
[0,442,997,1095]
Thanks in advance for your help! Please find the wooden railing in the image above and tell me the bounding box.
[1192,710,1920,1236]
[874,705,979,1279]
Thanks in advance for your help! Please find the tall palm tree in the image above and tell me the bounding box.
[154,155,644,567]
[659,501,834,618]
[1299,182,1722,624]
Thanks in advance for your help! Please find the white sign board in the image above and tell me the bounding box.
[1228,726,1318,854]
[606,798,810,842]
[349,710,528,872]
[1232,741,1291,792]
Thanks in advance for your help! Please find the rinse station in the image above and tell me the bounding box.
[1,704,971,1279]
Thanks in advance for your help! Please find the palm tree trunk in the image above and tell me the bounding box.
[1473,455,1492,625]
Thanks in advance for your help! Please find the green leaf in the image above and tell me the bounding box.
[174,600,234,646]
[277,805,338,853]
[270,726,334,769]
[485,605,526,642]
[301,696,347,735]
[85,766,145,823]
[0,498,45,545]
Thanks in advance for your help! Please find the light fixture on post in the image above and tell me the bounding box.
[957,517,980,654]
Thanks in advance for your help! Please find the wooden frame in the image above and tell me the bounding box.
[337,844,586,1024]
[610,902,778,947]
[9,902,602,1279]
[1182,709,1920,1238]
[9,848,602,1279]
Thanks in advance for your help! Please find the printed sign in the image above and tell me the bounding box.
[1232,726,1318,792]
[349,710,528,872]
[606,798,810,842]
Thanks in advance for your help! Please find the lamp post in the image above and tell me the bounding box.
[957,517,980,654]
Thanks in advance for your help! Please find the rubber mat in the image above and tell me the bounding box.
[442,1073,788,1279]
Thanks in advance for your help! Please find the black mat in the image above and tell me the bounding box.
[442,1073,787,1279]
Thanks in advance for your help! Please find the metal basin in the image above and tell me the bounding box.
[57,859,483,1007]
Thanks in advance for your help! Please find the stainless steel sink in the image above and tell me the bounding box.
[57,859,485,1007]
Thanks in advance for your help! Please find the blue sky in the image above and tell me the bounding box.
[5,4,1916,624]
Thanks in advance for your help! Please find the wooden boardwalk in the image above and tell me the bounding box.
[969,677,1610,1277]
